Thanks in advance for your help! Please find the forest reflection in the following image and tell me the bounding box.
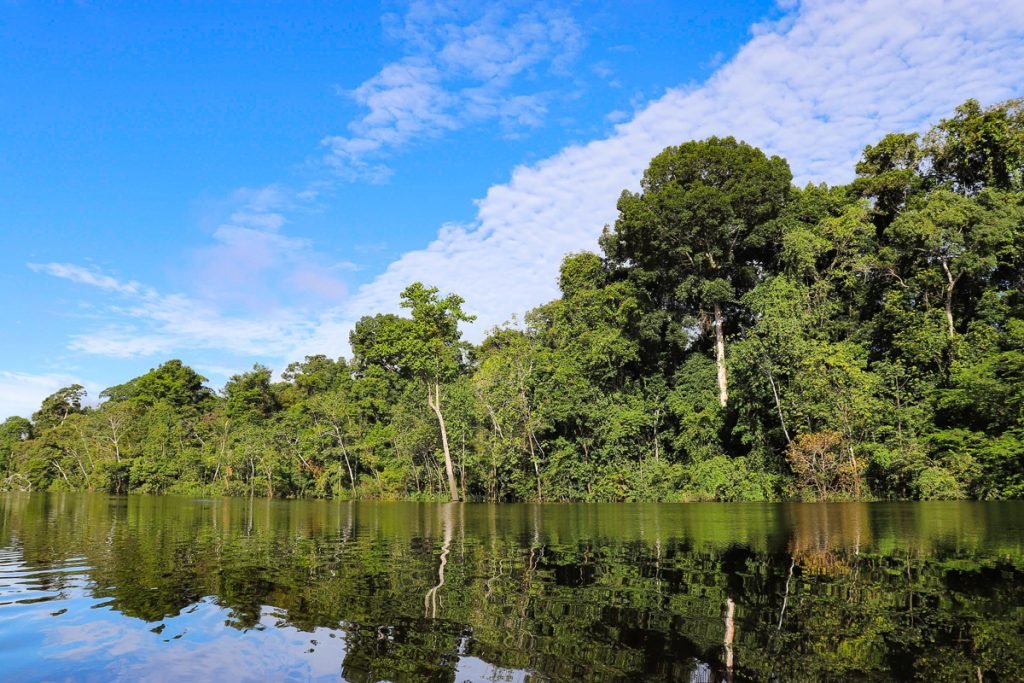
[1,495,1023,682]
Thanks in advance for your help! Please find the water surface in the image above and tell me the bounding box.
[1,494,1023,681]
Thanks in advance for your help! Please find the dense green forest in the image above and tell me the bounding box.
[3,98,1023,502]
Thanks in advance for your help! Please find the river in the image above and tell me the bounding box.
[1,494,1023,681]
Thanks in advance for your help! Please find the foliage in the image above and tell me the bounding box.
[785,431,862,500]
[5,98,1024,501]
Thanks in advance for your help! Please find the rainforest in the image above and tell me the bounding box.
[3,98,1023,503]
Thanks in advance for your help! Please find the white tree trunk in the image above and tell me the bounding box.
[428,382,460,502]
[714,302,729,408]
[945,284,956,338]
[942,260,958,338]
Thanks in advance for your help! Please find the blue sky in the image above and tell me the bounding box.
[2,0,1023,418]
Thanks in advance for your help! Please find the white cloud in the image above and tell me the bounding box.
[30,263,318,359]
[322,1,584,180]
[26,0,1024,373]
[0,371,88,419]
[319,0,1024,343]
[69,294,319,360]
[28,178,346,363]
[27,262,146,296]
[189,182,349,310]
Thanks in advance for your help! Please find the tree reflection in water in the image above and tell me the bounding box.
[424,503,456,619]
[1,494,1023,682]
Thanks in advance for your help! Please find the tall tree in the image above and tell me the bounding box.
[101,359,211,409]
[32,384,87,430]
[854,132,926,229]
[475,325,548,501]
[0,416,32,475]
[399,283,475,501]
[223,365,279,422]
[282,355,348,398]
[888,189,1016,338]
[601,137,791,406]
[925,97,1024,195]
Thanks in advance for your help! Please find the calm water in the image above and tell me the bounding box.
[1,496,1023,682]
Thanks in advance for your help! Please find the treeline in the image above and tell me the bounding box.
[3,98,1023,501]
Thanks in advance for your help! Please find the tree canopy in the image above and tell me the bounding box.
[4,98,1023,502]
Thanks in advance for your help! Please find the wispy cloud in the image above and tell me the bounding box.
[27,262,147,297]
[189,183,348,310]
[0,371,89,419]
[28,183,350,364]
[322,0,584,180]
[31,262,319,359]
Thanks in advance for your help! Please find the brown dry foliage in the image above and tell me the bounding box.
[786,431,863,500]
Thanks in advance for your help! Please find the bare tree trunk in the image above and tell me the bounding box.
[249,456,256,498]
[945,294,955,337]
[107,415,123,463]
[849,445,861,497]
[714,302,729,408]
[519,387,544,502]
[653,407,660,460]
[459,428,467,502]
[334,426,357,498]
[52,460,71,487]
[482,401,502,501]
[765,367,791,444]
[213,419,229,487]
[74,424,95,473]
[527,430,542,502]
[428,382,460,502]
[942,261,958,338]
